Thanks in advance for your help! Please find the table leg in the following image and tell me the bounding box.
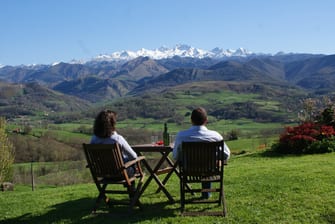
[156,155,193,193]
[138,152,174,203]
[155,155,176,193]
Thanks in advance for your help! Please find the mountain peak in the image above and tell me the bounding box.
[90,44,253,63]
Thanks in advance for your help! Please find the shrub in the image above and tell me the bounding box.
[272,122,335,154]
[226,129,240,140]
[315,107,335,128]
[305,137,335,154]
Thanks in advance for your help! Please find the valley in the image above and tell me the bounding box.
[1,50,335,163]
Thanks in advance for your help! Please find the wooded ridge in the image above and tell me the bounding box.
[0,53,334,122]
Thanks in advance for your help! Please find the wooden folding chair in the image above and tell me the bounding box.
[83,143,145,213]
[179,140,227,216]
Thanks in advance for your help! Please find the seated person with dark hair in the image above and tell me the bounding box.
[90,109,138,178]
[173,107,230,199]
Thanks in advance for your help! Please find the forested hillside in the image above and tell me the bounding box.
[0,53,334,124]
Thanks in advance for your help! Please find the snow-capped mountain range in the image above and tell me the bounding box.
[90,44,254,63]
[2,44,257,67]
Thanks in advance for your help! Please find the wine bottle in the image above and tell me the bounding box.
[163,123,170,146]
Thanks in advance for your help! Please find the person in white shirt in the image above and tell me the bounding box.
[173,107,230,199]
[90,110,138,177]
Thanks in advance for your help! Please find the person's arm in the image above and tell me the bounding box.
[118,136,138,160]
[89,135,96,144]
[223,142,231,160]
[172,134,182,161]
[212,130,230,159]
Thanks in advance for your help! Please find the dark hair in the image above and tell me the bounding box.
[191,107,207,125]
[93,110,117,138]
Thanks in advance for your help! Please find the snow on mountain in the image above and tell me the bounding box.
[0,45,254,67]
[91,44,253,63]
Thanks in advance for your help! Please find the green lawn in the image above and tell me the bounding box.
[1,152,335,224]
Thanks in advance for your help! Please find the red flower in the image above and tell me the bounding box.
[290,135,316,142]
[320,125,335,137]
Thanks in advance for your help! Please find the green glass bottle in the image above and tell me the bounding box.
[163,123,170,146]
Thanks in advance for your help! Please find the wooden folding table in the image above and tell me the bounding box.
[132,145,178,203]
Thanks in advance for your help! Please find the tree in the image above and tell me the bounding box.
[226,129,240,140]
[0,117,15,182]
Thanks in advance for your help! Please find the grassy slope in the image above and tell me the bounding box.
[1,152,334,224]
[7,80,297,147]
[103,81,299,129]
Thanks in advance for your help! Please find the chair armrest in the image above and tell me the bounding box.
[124,156,146,168]
[217,160,228,167]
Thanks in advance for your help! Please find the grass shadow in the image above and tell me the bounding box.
[0,197,179,224]
[323,211,335,224]
[256,149,307,158]
[258,150,288,157]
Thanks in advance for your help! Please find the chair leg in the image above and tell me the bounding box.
[180,179,185,213]
[129,190,142,211]
[222,188,227,217]
[218,182,223,206]
[129,179,144,210]
[93,184,108,213]
[218,182,227,216]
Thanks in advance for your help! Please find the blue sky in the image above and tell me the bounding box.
[1,0,335,66]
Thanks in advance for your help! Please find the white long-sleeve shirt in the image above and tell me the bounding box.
[173,125,231,161]
[90,131,137,161]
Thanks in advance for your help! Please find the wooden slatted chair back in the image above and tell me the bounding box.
[83,143,125,180]
[181,141,224,180]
